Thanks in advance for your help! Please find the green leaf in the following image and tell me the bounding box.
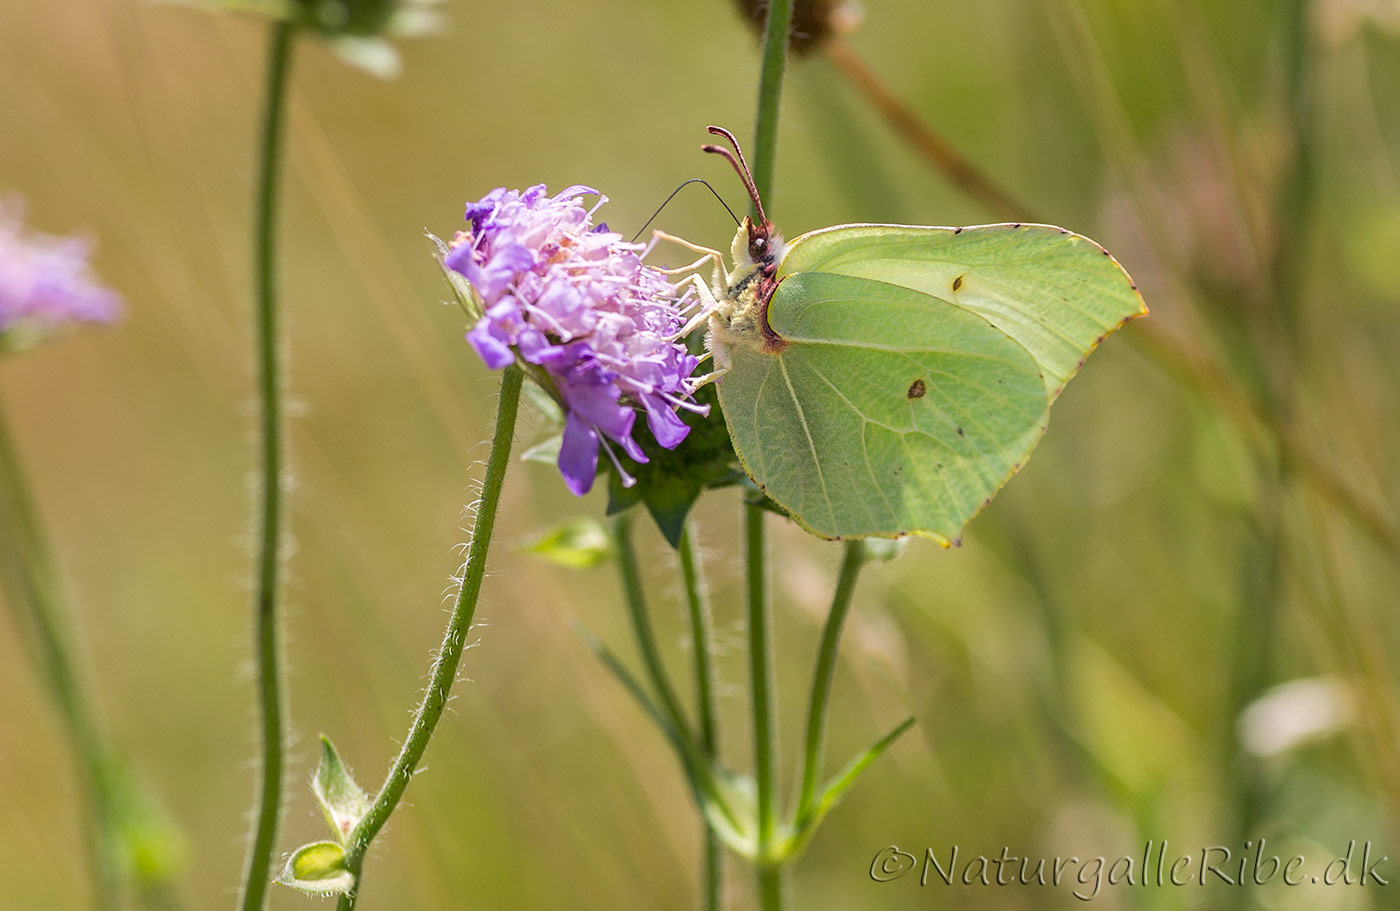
[605,383,746,548]
[573,622,752,856]
[313,736,370,844]
[521,434,563,466]
[275,841,355,896]
[520,381,565,427]
[521,516,611,569]
[789,717,915,858]
[716,223,1145,542]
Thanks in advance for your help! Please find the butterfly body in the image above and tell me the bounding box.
[705,216,787,365]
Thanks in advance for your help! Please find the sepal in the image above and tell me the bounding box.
[275,841,355,896]
[312,736,370,844]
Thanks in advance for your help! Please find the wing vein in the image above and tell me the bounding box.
[776,357,835,531]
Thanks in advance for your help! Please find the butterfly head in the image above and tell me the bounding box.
[730,216,786,277]
[704,126,785,278]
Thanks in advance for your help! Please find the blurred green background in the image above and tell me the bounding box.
[2,0,1399,908]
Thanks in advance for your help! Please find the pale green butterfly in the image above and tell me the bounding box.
[675,127,1147,545]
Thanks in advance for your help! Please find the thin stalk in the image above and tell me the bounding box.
[749,4,792,907]
[796,541,864,814]
[745,504,779,862]
[237,20,295,911]
[678,524,721,911]
[1224,8,1317,904]
[613,512,693,738]
[679,525,719,754]
[757,865,784,910]
[750,0,794,207]
[603,519,743,844]
[338,365,523,908]
[0,398,120,910]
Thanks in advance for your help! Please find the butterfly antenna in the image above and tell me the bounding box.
[629,178,740,243]
[702,125,767,224]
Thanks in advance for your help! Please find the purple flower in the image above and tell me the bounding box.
[445,184,707,495]
[1,198,123,350]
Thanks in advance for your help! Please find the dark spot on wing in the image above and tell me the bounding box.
[952,274,964,292]
[907,378,926,399]
[956,425,965,436]
[953,226,963,235]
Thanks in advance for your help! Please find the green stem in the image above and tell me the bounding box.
[0,399,120,909]
[679,525,719,754]
[237,20,295,911]
[338,364,523,909]
[748,5,792,908]
[602,518,742,848]
[796,541,864,815]
[750,0,795,207]
[613,512,693,738]
[757,864,785,911]
[745,504,779,860]
[678,525,721,911]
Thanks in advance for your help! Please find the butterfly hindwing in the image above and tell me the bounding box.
[717,270,1049,542]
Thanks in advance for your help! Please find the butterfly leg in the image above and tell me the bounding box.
[682,347,728,388]
[652,230,731,288]
[651,251,714,277]
[671,274,725,341]
[689,366,730,387]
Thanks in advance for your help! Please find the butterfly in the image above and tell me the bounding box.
[677,126,1147,545]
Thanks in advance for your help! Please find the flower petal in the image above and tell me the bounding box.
[558,411,600,496]
[641,395,690,450]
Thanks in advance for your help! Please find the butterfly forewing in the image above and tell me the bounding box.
[777,224,1147,399]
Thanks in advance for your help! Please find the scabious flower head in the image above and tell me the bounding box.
[445,184,707,496]
[0,198,123,351]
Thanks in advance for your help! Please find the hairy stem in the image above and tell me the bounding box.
[797,541,865,814]
[237,21,295,911]
[338,364,523,908]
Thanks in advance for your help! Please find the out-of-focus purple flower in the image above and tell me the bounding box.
[445,184,706,495]
[1,198,123,350]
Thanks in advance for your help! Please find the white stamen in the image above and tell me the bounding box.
[597,437,637,488]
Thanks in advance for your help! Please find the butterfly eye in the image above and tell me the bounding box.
[750,236,768,259]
